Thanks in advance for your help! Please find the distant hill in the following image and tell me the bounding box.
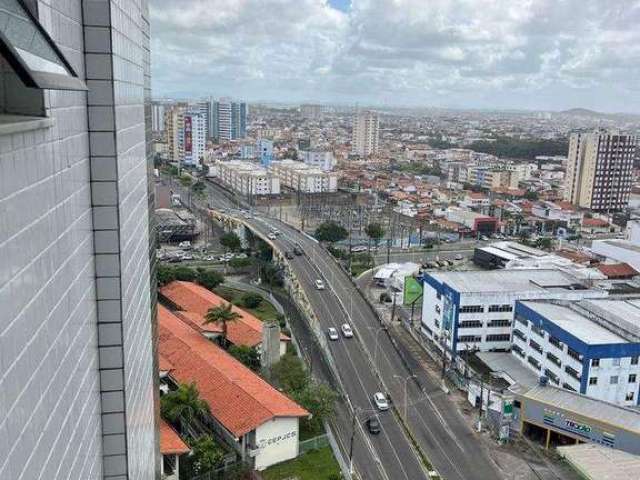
[559,108,640,120]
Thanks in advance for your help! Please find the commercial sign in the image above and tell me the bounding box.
[403,276,423,305]
[442,291,455,331]
[184,115,192,154]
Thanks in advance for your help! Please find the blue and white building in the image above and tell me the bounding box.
[421,269,607,356]
[258,139,274,166]
[512,299,640,406]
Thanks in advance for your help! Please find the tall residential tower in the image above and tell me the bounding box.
[564,130,637,211]
[0,1,158,479]
[351,110,380,156]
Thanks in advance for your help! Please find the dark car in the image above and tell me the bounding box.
[285,251,294,259]
[366,416,381,434]
[293,246,304,256]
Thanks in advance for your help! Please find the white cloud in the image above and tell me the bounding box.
[150,0,640,112]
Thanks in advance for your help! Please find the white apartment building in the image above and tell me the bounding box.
[421,269,607,355]
[179,111,207,167]
[512,300,640,406]
[299,150,336,171]
[270,160,338,193]
[351,110,379,156]
[152,101,166,132]
[212,161,280,195]
[468,166,518,190]
[564,130,637,211]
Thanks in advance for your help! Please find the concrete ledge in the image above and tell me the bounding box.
[0,115,54,135]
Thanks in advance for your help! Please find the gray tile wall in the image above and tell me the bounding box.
[0,1,103,479]
[0,1,157,479]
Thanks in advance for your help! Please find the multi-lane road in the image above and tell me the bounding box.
[175,178,503,479]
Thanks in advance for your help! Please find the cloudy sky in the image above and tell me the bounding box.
[150,0,640,113]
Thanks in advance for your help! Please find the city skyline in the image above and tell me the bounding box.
[150,0,640,114]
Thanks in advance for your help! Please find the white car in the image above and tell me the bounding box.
[315,279,325,290]
[327,327,339,341]
[267,233,277,240]
[373,392,389,411]
[341,323,353,338]
[351,245,367,253]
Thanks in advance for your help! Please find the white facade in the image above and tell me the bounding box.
[300,150,336,171]
[421,270,607,355]
[179,111,207,166]
[512,300,640,406]
[152,102,166,132]
[213,161,280,195]
[270,160,338,193]
[253,417,300,471]
[351,110,379,156]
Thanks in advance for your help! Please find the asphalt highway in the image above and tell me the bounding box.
[183,178,502,479]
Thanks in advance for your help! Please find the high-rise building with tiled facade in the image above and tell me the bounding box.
[0,1,158,479]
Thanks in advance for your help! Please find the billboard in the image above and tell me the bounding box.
[403,276,423,305]
[184,115,192,154]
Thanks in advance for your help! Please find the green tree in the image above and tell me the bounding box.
[228,345,261,371]
[204,302,242,346]
[239,292,262,309]
[157,265,197,286]
[182,435,225,476]
[192,180,206,198]
[314,221,348,243]
[524,190,539,201]
[160,383,210,435]
[179,174,193,188]
[220,232,242,251]
[165,165,179,177]
[259,262,283,288]
[197,269,224,290]
[292,382,337,434]
[157,264,177,286]
[272,353,309,394]
[364,223,385,257]
[535,237,553,250]
[229,256,253,269]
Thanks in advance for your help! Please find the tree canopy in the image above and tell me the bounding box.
[468,136,569,160]
[365,223,385,243]
[228,345,261,372]
[220,231,242,251]
[314,221,348,243]
[160,383,210,434]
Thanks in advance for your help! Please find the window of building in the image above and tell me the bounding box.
[459,305,483,314]
[458,335,481,343]
[546,352,561,367]
[629,374,637,383]
[562,383,576,392]
[434,319,440,328]
[612,358,621,367]
[631,356,639,365]
[529,339,543,354]
[488,304,513,313]
[435,305,441,313]
[513,329,527,342]
[0,0,86,91]
[486,334,510,342]
[591,358,600,367]
[512,345,525,358]
[610,376,619,385]
[514,315,528,327]
[565,366,580,381]
[527,356,541,371]
[567,347,582,362]
[626,392,635,402]
[531,324,545,338]
[589,377,598,386]
[549,335,562,350]
[487,319,511,328]
[459,320,482,329]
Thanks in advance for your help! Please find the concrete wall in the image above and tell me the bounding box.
[254,417,300,471]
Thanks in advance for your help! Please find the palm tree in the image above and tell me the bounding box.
[161,383,210,435]
[204,302,241,347]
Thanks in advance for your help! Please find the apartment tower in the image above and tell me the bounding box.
[564,130,637,211]
[0,1,158,479]
[351,110,380,156]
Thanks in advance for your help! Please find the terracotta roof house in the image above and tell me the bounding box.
[160,419,190,480]
[596,263,639,280]
[160,281,289,356]
[158,305,307,470]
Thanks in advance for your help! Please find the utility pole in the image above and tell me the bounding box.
[390,293,397,323]
[477,375,484,432]
[386,238,391,264]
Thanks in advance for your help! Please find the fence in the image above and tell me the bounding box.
[298,434,330,454]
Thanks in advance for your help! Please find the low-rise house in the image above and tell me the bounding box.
[159,306,308,471]
[160,419,190,480]
[160,281,289,357]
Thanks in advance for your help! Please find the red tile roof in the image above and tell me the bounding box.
[582,217,609,227]
[160,281,289,347]
[596,263,638,279]
[158,305,308,437]
[160,419,190,455]
[159,354,174,372]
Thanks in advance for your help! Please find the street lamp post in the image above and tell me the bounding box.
[394,374,417,420]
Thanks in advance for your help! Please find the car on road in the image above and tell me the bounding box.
[293,246,304,256]
[351,245,367,253]
[480,235,489,241]
[327,327,339,341]
[341,323,353,338]
[285,251,294,259]
[454,253,463,261]
[373,392,389,411]
[178,241,192,250]
[315,279,325,290]
[366,416,381,434]
[267,233,277,240]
